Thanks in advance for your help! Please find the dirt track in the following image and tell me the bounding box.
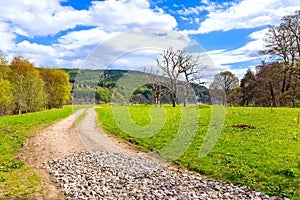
[22,108,136,199]
[76,108,126,153]
[21,108,274,200]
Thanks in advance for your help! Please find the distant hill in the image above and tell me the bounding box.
[62,69,210,104]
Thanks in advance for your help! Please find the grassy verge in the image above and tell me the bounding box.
[0,105,88,198]
[95,104,300,199]
[73,109,88,127]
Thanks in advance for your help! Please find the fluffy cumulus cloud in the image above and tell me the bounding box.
[15,41,59,66]
[0,0,176,37]
[17,41,57,56]
[1,0,299,70]
[0,23,16,51]
[83,28,197,70]
[88,0,177,32]
[0,0,177,67]
[0,0,89,37]
[183,0,300,34]
[177,0,300,79]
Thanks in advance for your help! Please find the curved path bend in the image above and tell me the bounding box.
[22,108,137,199]
[22,108,273,200]
[76,108,126,153]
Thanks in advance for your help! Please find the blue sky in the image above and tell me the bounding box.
[1,0,300,82]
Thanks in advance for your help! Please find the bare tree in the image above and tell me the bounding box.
[156,47,181,107]
[262,10,300,105]
[209,71,239,105]
[144,66,162,107]
[156,47,203,107]
[178,50,203,107]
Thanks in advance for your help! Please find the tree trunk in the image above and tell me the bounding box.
[269,82,276,107]
[183,91,187,107]
[170,93,176,107]
[281,70,287,94]
[18,77,23,115]
[154,96,158,107]
[223,94,226,105]
[159,84,162,107]
[172,98,176,107]
[183,99,187,107]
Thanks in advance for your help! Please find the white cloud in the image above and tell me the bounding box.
[177,0,295,83]
[190,27,272,86]
[88,0,177,32]
[0,0,89,37]
[199,30,272,85]
[17,41,57,56]
[9,28,197,69]
[201,63,257,86]
[206,28,268,66]
[0,23,16,51]
[15,41,59,67]
[207,48,257,66]
[177,1,233,16]
[14,39,88,68]
[178,5,207,16]
[54,28,195,69]
[0,0,179,68]
[183,0,300,34]
[0,0,177,38]
[196,28,269,85]
[57,28,116,50]
[2,0,297,72]
[83,28,197,69]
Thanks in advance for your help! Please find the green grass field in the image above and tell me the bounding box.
[0,105,89,198]
[95,104,300,199]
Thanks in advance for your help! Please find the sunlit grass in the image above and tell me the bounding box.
[96,104,300,199]
[0,105,79,198]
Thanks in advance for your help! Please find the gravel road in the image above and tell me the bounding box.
[23,108,289,199]
[76,108,125,153]
[44,151,281,200]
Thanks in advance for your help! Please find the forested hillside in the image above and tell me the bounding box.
[64,69,211,105]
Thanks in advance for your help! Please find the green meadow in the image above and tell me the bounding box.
[0,104,299,198]
[0,105,90,198]
[96,104,300,199]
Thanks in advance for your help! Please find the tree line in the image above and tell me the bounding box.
[70,69,210,105]
[0,54,72,116]
[209,10,300,107]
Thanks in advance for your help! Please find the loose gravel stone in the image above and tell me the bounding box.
[43,151,289,200]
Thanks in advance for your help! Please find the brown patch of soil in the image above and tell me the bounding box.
[19,108,162,199]
[232,123,257,129]
[20,110,85,200]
